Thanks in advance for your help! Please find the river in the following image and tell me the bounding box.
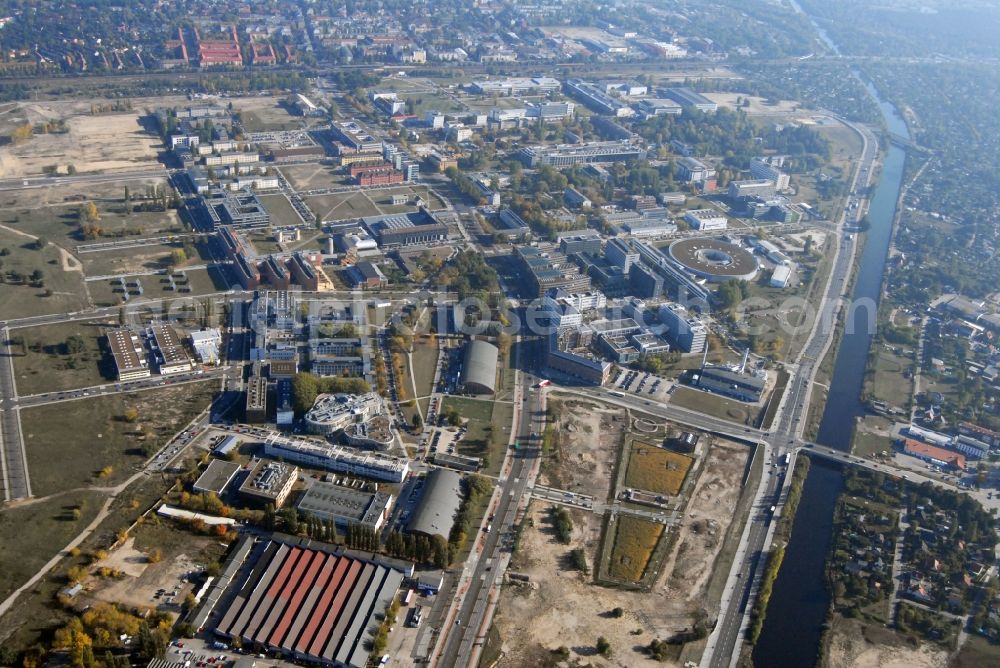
[751,10,911,665]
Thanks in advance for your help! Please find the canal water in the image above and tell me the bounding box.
[752,74,911,668]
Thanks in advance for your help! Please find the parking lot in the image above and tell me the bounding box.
[610,369,675,402]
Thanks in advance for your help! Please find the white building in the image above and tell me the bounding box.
[770,264,792,288]
[658,303,707,354]
[751,158,791,192]
[190,329,222,364]
[684,209,728,231]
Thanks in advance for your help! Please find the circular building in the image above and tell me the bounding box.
[462,339,499,395]
[667,238,759,283]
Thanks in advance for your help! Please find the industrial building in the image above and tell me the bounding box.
[263,435,409,483]
[770,264,792,288]
[361,211,449,248]
[517,142,647,168]
[564,79,634,117]
[330,121,383,153]
[296,481,394,532]
[212,539,404,667]
[661,87,718,112]
[105,328,151,381]
[694,365,767,402]
[462,340,499,395]
[901,438,966,470]
[407,468,463,541]
[146,324,193,374]
[238,459,298,508]
[193,459,242,496]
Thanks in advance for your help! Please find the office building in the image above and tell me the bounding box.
[330,121,382,153]
[515,246,592,298]
[263,435,409,483]
[245,363,268,423]
[564,187,592,210]
[518,142,646,168]
[469,77,561,96]
[684,209,728,231]
[676,157,715,184]
[304,393,385,436]
[750,158,790,191]
[728,179,777,201]
[559,231,602,256]
[238,459,298,508]
[605,238,640,272]
[658,303,707,354]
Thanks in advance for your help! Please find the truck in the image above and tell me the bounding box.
[535,379,552,388]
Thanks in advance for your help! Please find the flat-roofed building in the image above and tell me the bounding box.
[518,141,646,168]
[684,209,728,231]
[263,434,409,483]
[662,87,718,112]
[238,459,298,508]
[287,253,319,291]
[469,76,560,96]
[676,157,715,184]
[147,324,193,374]
[330,120,382,153]
[728,179,777,201]
[246,363,268,423]
[304,393,384,436]
[361,211,448,249]
[695,366,766,402]
[296,481,394,532]
[658,303,707,354]
[190,329,222,364]
[193,459,242,496]
[105,328,150,380]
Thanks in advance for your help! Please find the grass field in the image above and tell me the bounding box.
[304,191,383,221]
[1,203,182,251]
[88,266,230,307]
[0,228,90,318]
[853,424,893,458]
[21,381,217,495]
[11,318,117,395]
[607,515,665,583]
[259,193,305,228]
[0,490,106,601]
[669,386,756,425]
[871,348,914,409]
[441,395,513,475]
[278,164,350,191]
[624,442,693,496]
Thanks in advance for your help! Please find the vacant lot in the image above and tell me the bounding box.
[21,381,217,495]
[0,227,89,318]
[670,386,756,425]
[11,319,118,395]
[279,163,349,191]
[625,442,693,497]
[607,515,664,584]
[0,490,106,601]
[0,104,161,177]
[259,193,304,227]
[544,397,627,498]
[304,191,383,221]
[871,348,914,409]
[234,98,301,132]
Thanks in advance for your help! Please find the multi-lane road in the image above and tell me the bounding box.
[703,118,880,668]
[0,326,31,501]
[434,338,546,668]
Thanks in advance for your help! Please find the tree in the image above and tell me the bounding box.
[596,636,611,657]
[123,407,139,423]
[412,414,423,430]
[9,123,32,144]
[168,248,187,267]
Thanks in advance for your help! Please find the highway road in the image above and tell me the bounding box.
[434,338,546,668]
[703,118,879,668]
[0,327,31,501]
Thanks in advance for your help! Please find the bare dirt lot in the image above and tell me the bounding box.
[0,103,162,177]
[542,398,624,499]
[825,619,948,668]
[492,404,750,666]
